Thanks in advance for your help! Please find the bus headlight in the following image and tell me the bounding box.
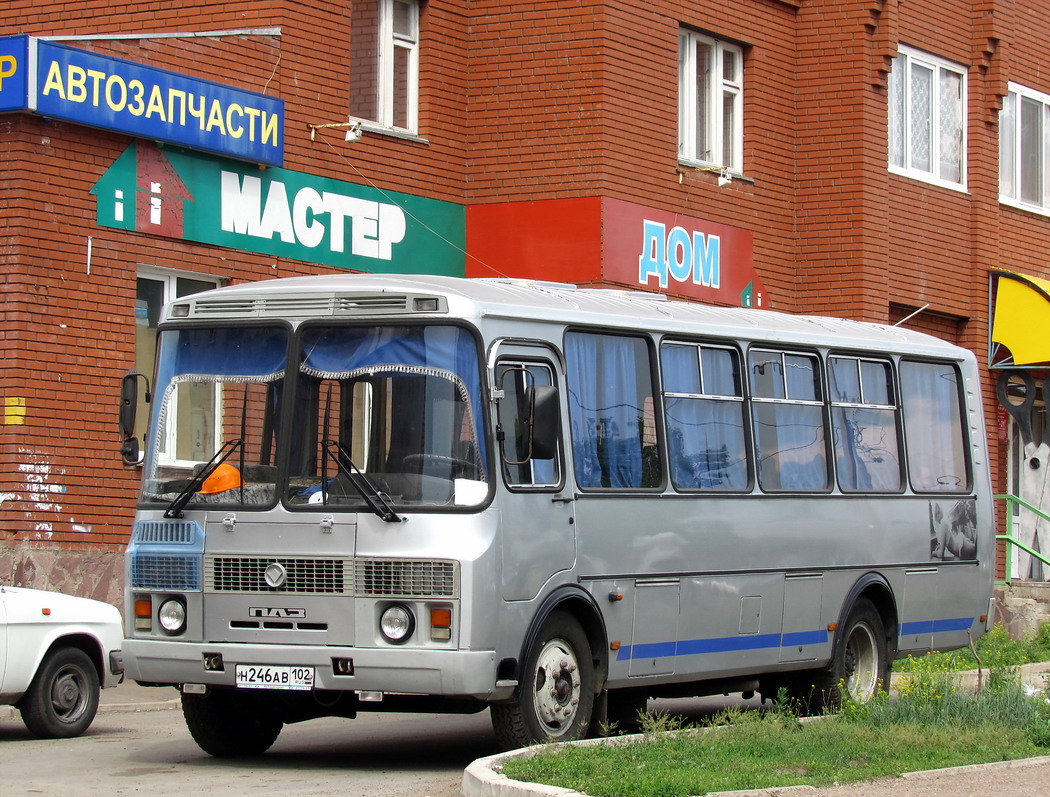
[158,599,187,635]
[380,604,414,644]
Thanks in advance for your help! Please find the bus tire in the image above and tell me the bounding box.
[181,689,283,757]
[19,646,100,738]
[803,598,889,713]
[491,611,595,749]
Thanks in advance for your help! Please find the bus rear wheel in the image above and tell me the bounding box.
[491,611,595,749]
[181,689,283,757]
[798,598,889,713]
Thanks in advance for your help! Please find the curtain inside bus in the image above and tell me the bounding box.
[298,325,486,464]
[565,332,660,489]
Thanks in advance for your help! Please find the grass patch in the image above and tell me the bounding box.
[500,662,1050,797]
[893,621,1050,673]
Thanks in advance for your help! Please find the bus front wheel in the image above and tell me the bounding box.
[491,611,596,749]
[181,689,283,757]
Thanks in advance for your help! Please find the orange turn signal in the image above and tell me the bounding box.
[431,608,452,628]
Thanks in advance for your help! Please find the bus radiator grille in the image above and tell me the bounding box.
[354,558,458,599]
[202,556,459,598]
[205,556,353,595]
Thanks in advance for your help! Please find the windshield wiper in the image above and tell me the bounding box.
[164,439,243,519]
[321,441,402,523]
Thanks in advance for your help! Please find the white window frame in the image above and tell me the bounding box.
[1000,82,1050,216]
[888,45,967,191]
[351,0,419,135]
[678,29,743,173]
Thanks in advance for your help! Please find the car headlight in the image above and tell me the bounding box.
[380,604,414,644]
[158,598,187,635]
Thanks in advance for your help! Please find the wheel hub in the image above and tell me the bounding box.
[50,669,86,720]
[844,623,879,702]
[532,641,581,734]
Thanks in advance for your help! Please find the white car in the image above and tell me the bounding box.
[0,584,124,738]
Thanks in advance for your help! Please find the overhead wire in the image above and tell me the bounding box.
[313,133,509,278]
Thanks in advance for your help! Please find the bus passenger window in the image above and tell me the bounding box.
[496,363,560,487]
[565,332,662,489]
[749,350,829,492]
[661,342,748,490]
[900,360,969,492]
[829,357,902,492]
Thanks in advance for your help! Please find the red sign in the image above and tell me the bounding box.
[466,197,765,307]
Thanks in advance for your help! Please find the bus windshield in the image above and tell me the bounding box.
[139,322,488,512]
[288,324,488,510]
[139,325,288,509]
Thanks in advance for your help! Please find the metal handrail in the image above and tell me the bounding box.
[994,493,1050,582]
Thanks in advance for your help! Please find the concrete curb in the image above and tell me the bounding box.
[97,697,182,714]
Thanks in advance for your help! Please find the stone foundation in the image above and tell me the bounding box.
[994,582,1050,639]
[0,541,124,609]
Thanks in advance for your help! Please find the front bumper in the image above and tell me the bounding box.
[122,638,506,700]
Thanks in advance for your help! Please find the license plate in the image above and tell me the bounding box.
[235,664,314,691]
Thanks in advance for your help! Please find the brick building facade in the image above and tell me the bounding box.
[1,0,1047,604]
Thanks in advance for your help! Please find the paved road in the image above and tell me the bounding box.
[1,682,499,797]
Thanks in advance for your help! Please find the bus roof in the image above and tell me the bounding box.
[168,274,970,360]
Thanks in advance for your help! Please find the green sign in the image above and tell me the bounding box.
[92,141,465,275]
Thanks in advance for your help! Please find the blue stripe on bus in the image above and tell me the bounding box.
[899,616,975,636]
[616,630,827,662]
[614,617,975,662]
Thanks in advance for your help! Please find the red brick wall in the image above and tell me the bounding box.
[0,2,473,595]
[4,0,1050,594]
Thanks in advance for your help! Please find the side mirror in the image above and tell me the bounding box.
[119,372,139,439]
[120,371,150,465]
[527,385,560,460]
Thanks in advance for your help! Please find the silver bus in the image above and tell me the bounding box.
[120,275,994,755]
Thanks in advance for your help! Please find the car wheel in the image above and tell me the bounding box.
[19,646,100,738]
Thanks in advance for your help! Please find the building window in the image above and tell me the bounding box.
[888,46,966,189]
[349,0,420,133]
[135,270,219,456]
[1000,82,1050,213]
[678,29,743,172]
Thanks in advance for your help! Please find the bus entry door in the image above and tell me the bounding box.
[494,350,576,601]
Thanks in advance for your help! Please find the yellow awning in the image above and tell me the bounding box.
[992,269,1050,366]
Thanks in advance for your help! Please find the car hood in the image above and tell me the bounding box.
[0,585,122,627]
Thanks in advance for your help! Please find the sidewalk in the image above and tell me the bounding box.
[462,662,1050,797]
[97,680,181,713]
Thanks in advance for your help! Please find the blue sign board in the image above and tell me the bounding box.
[0,35,29,112]
[0,36,283,166]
